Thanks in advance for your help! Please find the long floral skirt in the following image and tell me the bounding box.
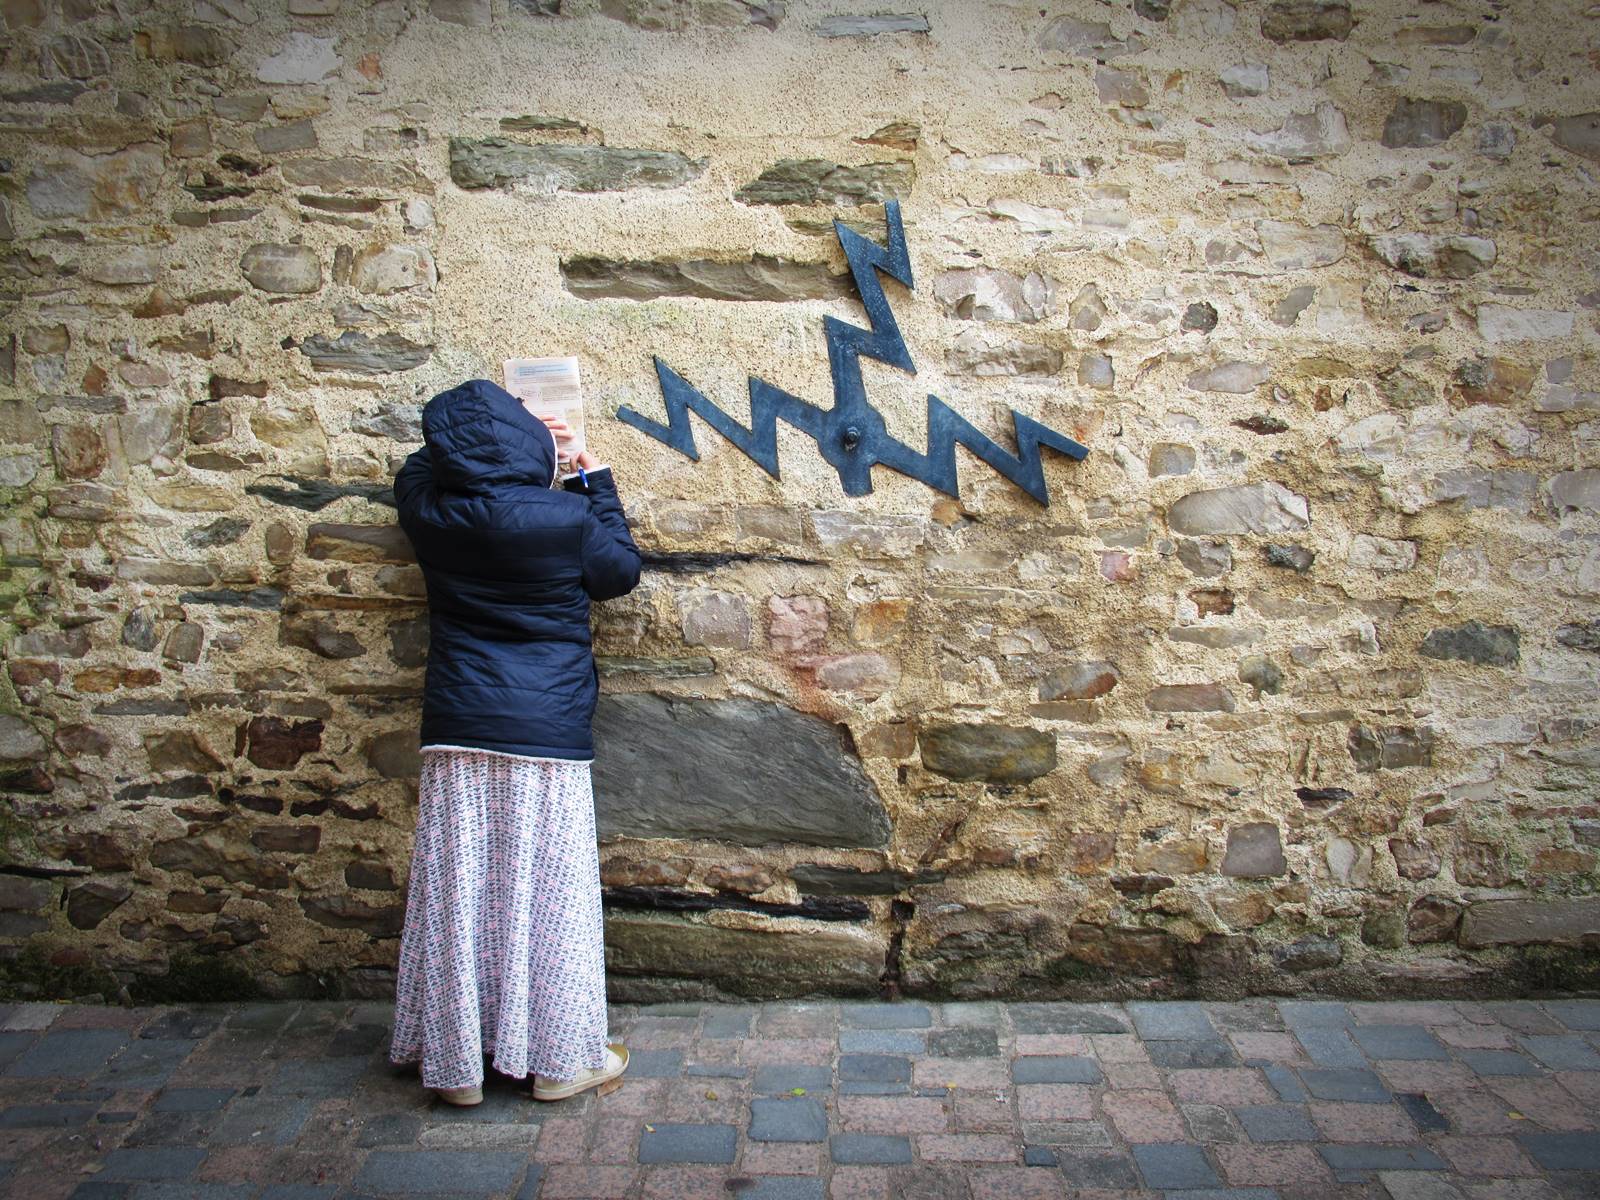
[388,747,611,1089]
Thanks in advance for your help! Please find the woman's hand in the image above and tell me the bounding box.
[536,415,600,472]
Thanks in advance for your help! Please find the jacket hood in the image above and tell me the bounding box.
[421,378,557,493]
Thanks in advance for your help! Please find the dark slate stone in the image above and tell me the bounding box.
[1520,1035,1600,1070]
[790,864,945,895]
[1394,1093,1449,1132]
[603,885,868,922]
[7,1030,129,1078]
[1298,1068,1390,1103]
[243,480,393,512]
[724,1180,824,1200]
[1128,1001,1215,1040]
[1456,1048,1540,1076]
[1131,1143,1221,1189]
[350,405,422,441]
[351,1150,526,1194]
[701,1009,754,1039]
[623,1048,683,1078]
[95,1146,208,1181]
[1348,1025,1447,1062]
[838,1030,924,1054]
[1235,1104,1317,1142]
[185,516,251,549]
[1557,620,1600,653]
[296,332,432,375]
[1012,1056,1102,1084]
[1419,620,1520,666]
[1295,1029,1366,1068]
[1517,1132,1600,1170]
[1009,1003,1127,1034]
[1022,1145,1057,1166]
[561,255,850,302]
[638,1122,738,1163]
[1146,1039,1237,1068]
[831,1133,913,1164]
[176,586,284,609]
[917,723,1057,783]
[1262,1064,1310,1103]
[753,1064,832,1094]
[1263,543,1314,572]
[1318,1144,1447,1172]
[1272,936,1342,972]
[925,1027,999,1058]
[838,1055,910,1083]
[749,1096,828,1142]
[0,1103,99,1127]
[1382,98,1468,149]
[1052,1151,1140,1189]
[592,694,890,848]
[449,138,706,191]
[840,1003,930,1029]
[152,1088,233,1113]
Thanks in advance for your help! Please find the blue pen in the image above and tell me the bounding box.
[578,466,588,488]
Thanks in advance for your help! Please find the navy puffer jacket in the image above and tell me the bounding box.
[393,378,642,761]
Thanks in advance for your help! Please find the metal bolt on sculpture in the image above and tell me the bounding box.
[615,199,1089,505]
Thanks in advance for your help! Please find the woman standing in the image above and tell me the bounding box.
[386,377,642,1106]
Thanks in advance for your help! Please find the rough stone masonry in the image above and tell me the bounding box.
[0,0,1596,1004]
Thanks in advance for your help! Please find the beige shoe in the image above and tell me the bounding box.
[432,1083,483,1106]
[532,1043,628,1101]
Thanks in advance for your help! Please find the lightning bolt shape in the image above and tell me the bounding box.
[615,198,1089,505]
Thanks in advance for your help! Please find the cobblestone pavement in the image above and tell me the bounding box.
[0,997,1597,1199]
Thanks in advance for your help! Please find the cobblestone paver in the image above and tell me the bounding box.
[0,997,1597,1198]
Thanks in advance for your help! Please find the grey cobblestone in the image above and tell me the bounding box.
[0,997,1593,1198]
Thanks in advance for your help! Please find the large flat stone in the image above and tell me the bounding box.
[918,723,1057,783]
[604,911,887,1000]
[1459,897,1600,948]
[1168,482,1309,536]
[592,694,890,848]
[449,138,706,191]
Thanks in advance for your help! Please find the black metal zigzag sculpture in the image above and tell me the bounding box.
[614,199,1089,505]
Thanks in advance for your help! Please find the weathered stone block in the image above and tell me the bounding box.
[734,158,914,206]
[1419,620,1519,667]
[351,245,436,295]
[1146,683,1235,713]
[241,244,322,294]
[1260,0,1351,41]
[1220,823,1286,877]
[1371,233,1496,279]
[918,723,1057,783]
[1459,898,1600,948]
[592,694,890,847]
[605,912,886,1000]
[1168,483,1309,536]
[449,138,706,191]
[1350,724,1434,771]
[305,523,414,564]
[1382,98,1467,149]
[562,254,847,302]
[298,332,432,374]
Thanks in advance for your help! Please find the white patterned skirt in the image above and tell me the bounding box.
[388,747,611,1089]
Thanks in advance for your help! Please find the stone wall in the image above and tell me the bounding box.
[1,0,1597,1004]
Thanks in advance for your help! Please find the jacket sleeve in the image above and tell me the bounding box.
[393,445,433,526]
[563,466,642,601]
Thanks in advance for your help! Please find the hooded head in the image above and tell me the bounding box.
[421,378,558,493]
